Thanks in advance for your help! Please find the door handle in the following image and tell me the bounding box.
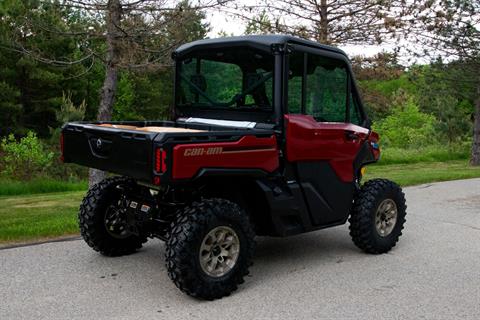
[345,131,359,141]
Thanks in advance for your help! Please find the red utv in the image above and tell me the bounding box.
[62,35,406,300]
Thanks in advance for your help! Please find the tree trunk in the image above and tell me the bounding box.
[317,0,329,44]
[89,0,122,187]
[471,82,480,166]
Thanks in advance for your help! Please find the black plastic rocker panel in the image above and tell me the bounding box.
[258,161,355,236]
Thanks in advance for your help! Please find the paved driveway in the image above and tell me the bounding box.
[1,178,480,320]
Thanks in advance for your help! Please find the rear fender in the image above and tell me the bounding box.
[199,177,275,236]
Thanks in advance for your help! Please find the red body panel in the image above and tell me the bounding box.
[172,135,279,180]
[285,114,370,182]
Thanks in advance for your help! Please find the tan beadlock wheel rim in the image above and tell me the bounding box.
[199,226,240,277]
[375,199,398,237]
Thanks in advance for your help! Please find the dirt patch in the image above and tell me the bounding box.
[12,200,75,208]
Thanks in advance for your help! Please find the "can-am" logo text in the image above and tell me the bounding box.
[183,147,223,156]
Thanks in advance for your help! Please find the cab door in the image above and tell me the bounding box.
[284,49,370,226]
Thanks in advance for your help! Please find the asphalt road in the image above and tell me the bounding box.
[1,178,480,320]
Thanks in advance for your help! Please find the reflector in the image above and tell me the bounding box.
[155,148,167,173]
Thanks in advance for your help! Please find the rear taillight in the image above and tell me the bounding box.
[60,132,64,162]
[155,148,167,173]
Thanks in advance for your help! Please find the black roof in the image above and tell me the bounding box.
[174,34,347,58]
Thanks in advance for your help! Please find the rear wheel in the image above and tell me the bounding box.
[165,198,255,300]
[349,179,407,254]
[79,176,147,256]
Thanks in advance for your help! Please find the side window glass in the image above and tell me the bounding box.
[349,92,363,125]
[305,54,347,122]
[287,52,304,114]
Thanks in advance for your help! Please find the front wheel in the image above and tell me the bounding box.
[349,179,407,254]
[165,198,256,300]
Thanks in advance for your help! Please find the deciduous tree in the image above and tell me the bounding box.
[238,0,410,45]
[2,0,216,184]
[406,0,480,165]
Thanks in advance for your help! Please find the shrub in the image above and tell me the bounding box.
[38,91,89,182]
[56,92,86,124]
[0,131,54,180]
[373,98,438,149]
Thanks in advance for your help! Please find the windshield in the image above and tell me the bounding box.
[176,48,274,110]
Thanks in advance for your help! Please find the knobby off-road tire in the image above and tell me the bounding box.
[349,179,407,254]
[165,198,256,300]
[79,176,147,256]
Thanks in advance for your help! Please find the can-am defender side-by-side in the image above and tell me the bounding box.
[62,35,406,300]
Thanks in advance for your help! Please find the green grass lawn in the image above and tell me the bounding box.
[0,191,85,244]
[0,178,87,196]
[365,160,480,186]
[1,160,480,245]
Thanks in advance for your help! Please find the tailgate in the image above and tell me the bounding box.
[62,123,157,182]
